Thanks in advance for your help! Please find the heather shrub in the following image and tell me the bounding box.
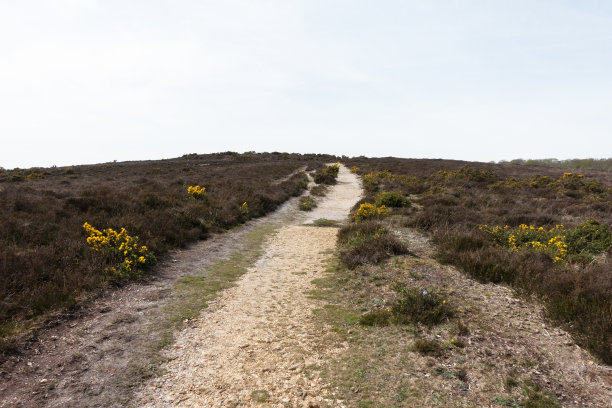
[359,288,453,328]
[310,184,328,197]
[338,222,407,268]
[359,310,391,327]
[391,287,454,326]
[413,338,443,356]
[337,220,384,244]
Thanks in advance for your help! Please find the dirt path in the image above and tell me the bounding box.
[304,167,362,224]
[135,165,361,407]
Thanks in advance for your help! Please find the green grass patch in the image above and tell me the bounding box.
[312,218,341,227]
[250,389,270,403]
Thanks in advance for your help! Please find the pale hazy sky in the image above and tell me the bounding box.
[1,0,611,169]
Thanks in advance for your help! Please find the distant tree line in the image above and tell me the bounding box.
[499,158,612,171]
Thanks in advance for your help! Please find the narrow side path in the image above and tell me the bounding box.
[136,165,362,407]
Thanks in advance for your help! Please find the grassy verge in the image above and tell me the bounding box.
[308,234,561,407]
[312,219,341,227]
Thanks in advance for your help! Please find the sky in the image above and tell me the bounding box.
[1,0,612,169]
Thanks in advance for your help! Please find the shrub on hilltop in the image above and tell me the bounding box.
[314,164,340,185]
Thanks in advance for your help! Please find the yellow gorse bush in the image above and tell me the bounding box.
[26,172,44,180]
[83,222,156,279]
[240,201,249,215]
[353,203,389,221]
[187,185,206,198]
[479,223,568,262]
[347,227,390,246]
[492,172,595,191]
[361,170,421,191]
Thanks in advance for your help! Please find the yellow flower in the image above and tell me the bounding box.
[187,185,206,197]
[83,222,154,278]
[240,202,249,215]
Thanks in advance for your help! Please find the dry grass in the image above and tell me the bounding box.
[308,251,563,407]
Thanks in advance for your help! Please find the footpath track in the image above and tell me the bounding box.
[135,165,362,407]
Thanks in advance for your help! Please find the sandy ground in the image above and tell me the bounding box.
[303,167,362,224]
[135,165,362,407]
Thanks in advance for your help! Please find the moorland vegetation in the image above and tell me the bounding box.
[344,157,612,365]
[504,158,612,172]
[0,152,332,348]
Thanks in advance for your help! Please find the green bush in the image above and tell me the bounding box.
[478,219,612,263]
[358,286,455,329]
[565,219,612,257]
[314,164,340,185]
[298,196,317,211]
[375,191,410,208]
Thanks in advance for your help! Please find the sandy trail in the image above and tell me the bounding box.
[304,166,362,224]
[136,165,362,407]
